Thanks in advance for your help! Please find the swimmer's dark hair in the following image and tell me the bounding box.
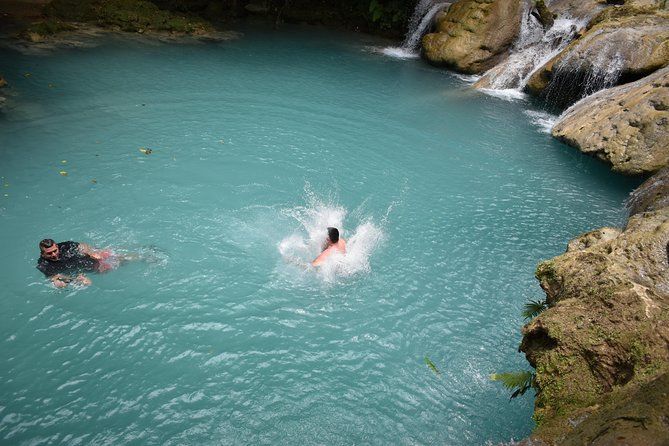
[327,227,339,243]
[39,239,55,250]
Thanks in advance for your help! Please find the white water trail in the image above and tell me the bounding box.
[277,189,386,283]
[382,1,450,59]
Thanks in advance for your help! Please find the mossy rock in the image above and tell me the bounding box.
[42,0,213,34]
[522,206,669,443]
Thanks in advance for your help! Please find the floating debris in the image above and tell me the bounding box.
[61,160,67,164]
[219,139,225,144]
[424,356,441,376]
[91,179,97,184]
[48,83,56,88]
[24,73,31,77]
[59,171,68,176]
[139,147,152,155]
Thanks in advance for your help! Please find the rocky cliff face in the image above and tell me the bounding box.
[552,65,669,176]
[421,0,522,74]
[520,167,669,443]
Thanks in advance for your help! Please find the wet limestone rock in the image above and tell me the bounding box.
[525,10,669,102]
[551,65,669,175]
[556,372,669,446]
[520,206,669,443]
[544,0,606,21]
[627,167,669,216]
[421,0,522,74]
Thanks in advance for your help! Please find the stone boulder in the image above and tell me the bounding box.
[556,372,669,446]
[627,167,669,216]
[545,0,605,21]
[421,0,522,74]
[525,10,669,104]
[520,206,669,443]
[551,65,669,175]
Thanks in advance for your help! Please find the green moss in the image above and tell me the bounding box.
[25,19,76,35]
[535,260,558,283]
[42,0,212,34]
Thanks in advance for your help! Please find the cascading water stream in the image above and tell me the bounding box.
[381,0,450,59]
[475,4,582,93]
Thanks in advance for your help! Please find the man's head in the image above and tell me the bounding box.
[39,239,60,260]
[327,227,339,244]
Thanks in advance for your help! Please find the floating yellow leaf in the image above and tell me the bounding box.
[59,171,68,176]
[139,147,152,155]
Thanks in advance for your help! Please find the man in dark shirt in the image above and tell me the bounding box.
[37,239,109,288]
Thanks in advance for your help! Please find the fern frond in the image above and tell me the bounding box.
[522,299,547,320]
[490,371,535,399]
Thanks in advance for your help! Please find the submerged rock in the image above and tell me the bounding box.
[552,65,669,175]
[521,205,669,443]
[421,0,522,74]
[526,10,669,106]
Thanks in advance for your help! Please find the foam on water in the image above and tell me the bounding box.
[523,110,559,134]
[380,46,420,59]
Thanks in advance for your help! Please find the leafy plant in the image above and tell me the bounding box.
[522,299,548,320]
[490,371,536,399]
[424,356,441,376]
[367,0,408,30]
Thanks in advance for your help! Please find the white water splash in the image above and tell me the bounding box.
[523,109,559,134]
[382,1,450,59]
[277,191,385,283]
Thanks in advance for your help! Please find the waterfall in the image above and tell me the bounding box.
[475,11,582,92]
[381,0,450,59]
[543,35,625,109]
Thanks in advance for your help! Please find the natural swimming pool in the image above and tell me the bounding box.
[0,25,640,444]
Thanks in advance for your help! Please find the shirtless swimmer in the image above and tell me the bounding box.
[312,227,346,267]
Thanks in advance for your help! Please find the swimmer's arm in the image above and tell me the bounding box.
[50,274,72,288]
[311,251,329,267]
[49,274,91,288]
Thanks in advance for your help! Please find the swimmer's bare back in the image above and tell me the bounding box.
[311,239,346,267]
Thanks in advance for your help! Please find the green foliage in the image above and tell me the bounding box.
[522,299,548,320]
[25,19,76,35]
[43,0,211,33]
[490,371,536,399]
[367,0,408,30]
[424,356,441,376]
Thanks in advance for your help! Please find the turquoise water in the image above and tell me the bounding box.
[0,26,640,445]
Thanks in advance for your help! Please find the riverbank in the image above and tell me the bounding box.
[418,0,668,444]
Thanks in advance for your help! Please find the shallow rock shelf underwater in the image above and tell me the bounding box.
[0,25,641,444]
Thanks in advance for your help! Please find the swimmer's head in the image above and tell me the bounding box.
[40,239,59,260]
[327,227,339,243]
